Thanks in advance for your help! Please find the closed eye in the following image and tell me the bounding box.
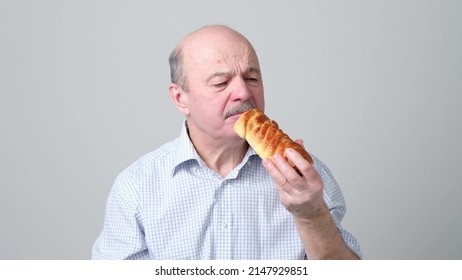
[214,81,229,87]
[245,77,260,85]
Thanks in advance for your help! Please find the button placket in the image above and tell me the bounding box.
[220,179,230,231]
[216,178,233,258]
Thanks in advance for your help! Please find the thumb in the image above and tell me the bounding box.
[295,138,305,148]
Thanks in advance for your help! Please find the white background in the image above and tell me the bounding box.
[1,0,461,259]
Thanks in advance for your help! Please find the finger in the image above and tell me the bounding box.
[262,158,290,189]
[271,153,303,187]
[285,148,321,185]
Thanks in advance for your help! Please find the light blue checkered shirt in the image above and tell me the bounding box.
[92,122,361,259]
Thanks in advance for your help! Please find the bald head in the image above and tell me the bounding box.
[169,25,258,92]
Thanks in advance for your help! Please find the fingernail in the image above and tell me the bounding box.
[285,148,294,156]
[273,153,283,161]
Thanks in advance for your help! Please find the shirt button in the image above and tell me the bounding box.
[222,223,228,229]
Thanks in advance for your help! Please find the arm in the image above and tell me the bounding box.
[262,145,360,260]
[92,173,149,260]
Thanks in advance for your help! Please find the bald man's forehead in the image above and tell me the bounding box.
[179,26,255,55]
[184,43,259,75]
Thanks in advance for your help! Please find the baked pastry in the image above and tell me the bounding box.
[233,108,313,170]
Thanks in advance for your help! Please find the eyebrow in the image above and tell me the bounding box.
[246,67,261,75]
[206,72,229,83]
[206,67,261,83]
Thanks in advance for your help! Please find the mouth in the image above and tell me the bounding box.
[225,103,255,119]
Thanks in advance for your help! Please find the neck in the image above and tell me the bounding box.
[187,125,248,177]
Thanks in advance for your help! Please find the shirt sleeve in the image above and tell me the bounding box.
[91,172,150,260]
[313,155,363,259]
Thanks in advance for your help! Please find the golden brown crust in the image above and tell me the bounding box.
[233,108,313,168]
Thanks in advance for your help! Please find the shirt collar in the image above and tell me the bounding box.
[171,121,199,176]
[171,121,259,177]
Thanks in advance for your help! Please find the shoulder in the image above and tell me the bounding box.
[310,153,346,208]
[115,137,180,186]
[310,154,338,186]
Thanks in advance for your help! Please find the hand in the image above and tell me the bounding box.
[262,140,328,220]
[263,140,359,259]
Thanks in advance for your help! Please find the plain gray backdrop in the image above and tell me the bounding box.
[1,0,461,259]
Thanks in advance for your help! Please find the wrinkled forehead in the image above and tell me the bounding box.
[180,28,260,70]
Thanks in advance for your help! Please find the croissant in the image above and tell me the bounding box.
[233,108,313,170]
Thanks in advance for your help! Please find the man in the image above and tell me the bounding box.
[92,25,361,259]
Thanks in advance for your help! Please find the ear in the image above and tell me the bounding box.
[169,83,190,115]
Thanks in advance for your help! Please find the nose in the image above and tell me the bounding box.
[230,77,252,101]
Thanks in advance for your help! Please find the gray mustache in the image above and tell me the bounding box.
[225,103,255,119]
